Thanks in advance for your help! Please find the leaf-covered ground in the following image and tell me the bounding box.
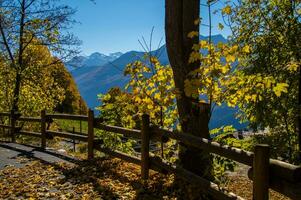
[0,156,290,200]
[225,176,289,200]
[0,156,183,200]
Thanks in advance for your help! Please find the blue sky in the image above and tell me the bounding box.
[65,0,231,55]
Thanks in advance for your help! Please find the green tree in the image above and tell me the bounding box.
[98,56,177,128]
[186,0,300,163]
[0,0,79,112]
[0,43,66,116]
[226,0,301,162]
[97,87,139,128]
[124,56,177,128]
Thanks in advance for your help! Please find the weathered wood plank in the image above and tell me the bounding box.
[253,144,270,200]
[248,168,301,199]
[270,159,301,183]
[0,112,10,117]
[87,109,94,159]
[94,145,164,173]
[154,127,301,183]
[0,124,12,129]
[18,117,41,123]
[65,129,87,136]
[18,131,42,138]
[268,179,301,200]
[0,124,22,130]
[94,145,141,165]
[41,110,46,149]
[46,114,88,121]
[141,114,151,180]
[10,110,16,142]
[1,110,299,200]
[150,156,243,200]
[153,127,254,166]
[46,130,88,141]
[95,124,142,139]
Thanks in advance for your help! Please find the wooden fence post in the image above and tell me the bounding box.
[10,110,16,143]
[253,144,270,200]
[72,127,76,152]
[141,114,151,180]
[41,110,46,149]
[87,109,94,159]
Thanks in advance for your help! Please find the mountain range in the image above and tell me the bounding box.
[66,52,123,71]
[66,34,247,130]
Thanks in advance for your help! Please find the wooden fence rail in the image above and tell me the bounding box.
[152,127,254,166]
[18,117,41,123]
[0,110,300,199]
[0,112,11,117]
[45,113,88,121]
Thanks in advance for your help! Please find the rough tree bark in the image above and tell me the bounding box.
[165,0,212,178]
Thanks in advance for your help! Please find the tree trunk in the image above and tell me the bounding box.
[165,0,212,179]
[12,0,25,112]
[12,72,21,112]
[297,66,301,160]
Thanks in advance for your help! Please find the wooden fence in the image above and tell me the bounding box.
[0,110,301,200]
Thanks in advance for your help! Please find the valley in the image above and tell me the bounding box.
[66,35,247,130]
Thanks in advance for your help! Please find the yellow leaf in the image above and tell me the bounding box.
[147,104,154,109]
[144,97,152,104]
[218,23,224,30]
[222,5,232,15]
[188,31,199,39]
[226,54,236,62]
[273,83,289,97]
[133,88,140,94]
[194,18,200,25]
[251,94,257,102]
[135,96,142,103]
[287,61,299,72]
[154,93,160,99]
[200,40,208,47]
[149,82,155,87]
[157,69,164,76]
[242,45,251,53]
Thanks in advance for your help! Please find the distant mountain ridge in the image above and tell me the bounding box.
[65,52,123,71]
[66,34,247,130]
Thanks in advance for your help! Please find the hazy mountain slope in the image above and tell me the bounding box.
[65,56,87,71]
[68,34,247,129]
[73,50,149,109]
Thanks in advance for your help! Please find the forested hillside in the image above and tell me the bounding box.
[52,63,88,114]
[0,48,87,116]
[0,0,86,116]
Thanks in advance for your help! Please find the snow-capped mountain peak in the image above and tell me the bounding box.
[65,52,123,71]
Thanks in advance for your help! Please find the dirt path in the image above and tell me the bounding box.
[0,142,77,169]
